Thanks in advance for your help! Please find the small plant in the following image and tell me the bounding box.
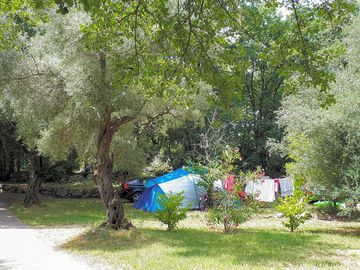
[276,189,311,232]
[155,191,189,231]
[206,190,253,234]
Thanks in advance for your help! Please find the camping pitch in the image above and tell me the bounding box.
[134,168,206,212]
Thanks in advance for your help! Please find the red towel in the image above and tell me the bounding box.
[224,174,235,192]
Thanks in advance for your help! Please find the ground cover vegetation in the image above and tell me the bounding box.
[1,2,360,268]
[10,196,360,270]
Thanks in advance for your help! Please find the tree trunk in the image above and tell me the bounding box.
[95,52,134,229]
[8,148,15,176]
[95,119,133,230]
[15,151,21,175]
[23,152,41,207]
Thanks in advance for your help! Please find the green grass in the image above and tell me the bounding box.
[10,198,106,226]
[10,198,155,226]
[64,227,360,270]
[10,198,360,269]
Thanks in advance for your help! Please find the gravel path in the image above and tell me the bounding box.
[0,190,115,270]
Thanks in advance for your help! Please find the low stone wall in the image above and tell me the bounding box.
[1,184,99,199]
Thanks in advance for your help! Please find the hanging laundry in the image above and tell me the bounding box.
[245,180,255,195]
[223,174,235,192]
[274,178,280,193]
[279,178,294,196]
[245,180,261,199]
[257,179,276,202]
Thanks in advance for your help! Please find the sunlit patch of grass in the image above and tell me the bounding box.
[64,226,360,270]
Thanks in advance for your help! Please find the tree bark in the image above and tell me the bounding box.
[95,52,135,229]
[23,152,41,207]
[95,116,133,230]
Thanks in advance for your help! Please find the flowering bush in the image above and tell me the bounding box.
[206,190,254,233]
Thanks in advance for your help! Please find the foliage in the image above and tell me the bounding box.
[275,14,360,207]
[142,155,172,178]
[155,191,189,231]
[140,109,233,169]
[312,183,360,220]
[186,160,221,190]
[0,0,51,50]
[208,0,356,176]
[276,189,311,232]
[207,190,254,234]
[337,207,360,220]
[315,205,341,220]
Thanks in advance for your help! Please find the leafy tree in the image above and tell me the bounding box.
[275,13,360,209]
[0,0,52,50]
[208,0,356,175]
[0,1,241,229]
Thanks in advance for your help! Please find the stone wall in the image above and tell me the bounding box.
[1,184,99,199]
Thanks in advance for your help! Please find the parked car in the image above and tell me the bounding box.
[119,179,146,203]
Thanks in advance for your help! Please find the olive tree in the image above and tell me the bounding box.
[275,14,360,206]
[1,0,233,228]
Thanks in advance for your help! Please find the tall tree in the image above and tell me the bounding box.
[1,0,239,228]
[207,0,356,175]
[276,13,360,203]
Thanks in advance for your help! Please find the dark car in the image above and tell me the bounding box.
[119,179,146,203]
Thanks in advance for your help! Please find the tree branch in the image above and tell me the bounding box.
[111,115,137,131]
[290,0,317,84]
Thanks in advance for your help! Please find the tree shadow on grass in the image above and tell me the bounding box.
[305,226,360,236]
[65,226,357,268]
[147,228,347,267]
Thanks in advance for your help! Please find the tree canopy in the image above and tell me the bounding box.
[275,13,360,203]
[1,0,358,226]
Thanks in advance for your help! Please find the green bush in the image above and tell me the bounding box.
[276,189,311,232]
[155,191,189,231]
[207,191,254,234]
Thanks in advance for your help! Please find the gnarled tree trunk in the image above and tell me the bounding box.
[95,53,135,229]
[95,114,133,230]
[23,152,42,207]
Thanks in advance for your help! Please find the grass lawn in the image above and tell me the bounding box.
[10,198,360,269]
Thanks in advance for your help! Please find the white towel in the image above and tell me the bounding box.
[257,179,276,202]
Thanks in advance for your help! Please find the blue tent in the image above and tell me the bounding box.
[134,168,206,212]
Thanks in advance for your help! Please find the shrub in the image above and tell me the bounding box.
[315,205,341,217]
[155,191,189,231]
[276,189,311,232]
[206,190,254,234]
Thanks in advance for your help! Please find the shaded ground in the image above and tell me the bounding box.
[0,191,113,270]
[5,191,360,270]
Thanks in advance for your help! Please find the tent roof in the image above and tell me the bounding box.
[144,168,190,187]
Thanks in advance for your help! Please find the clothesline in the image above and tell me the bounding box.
[222,175,294,202]
[244,177,294,202]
